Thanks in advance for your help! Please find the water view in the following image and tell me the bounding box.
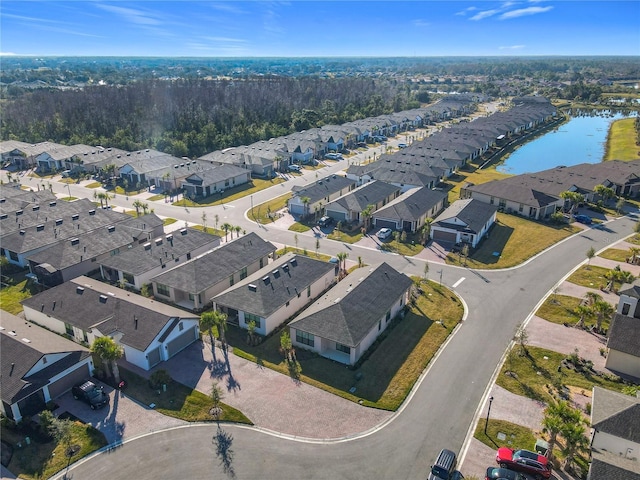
[496,111,637,175]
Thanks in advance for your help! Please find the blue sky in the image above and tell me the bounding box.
[1,1,639,57]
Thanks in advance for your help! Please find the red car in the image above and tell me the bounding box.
[495,448,552,480]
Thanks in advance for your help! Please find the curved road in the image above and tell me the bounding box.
[43,168,637,479]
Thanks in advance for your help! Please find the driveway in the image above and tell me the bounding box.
[54,379,186,444]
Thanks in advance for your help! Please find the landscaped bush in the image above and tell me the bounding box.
[149,369,172,390]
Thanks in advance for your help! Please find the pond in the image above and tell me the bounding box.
[496,111,638,175]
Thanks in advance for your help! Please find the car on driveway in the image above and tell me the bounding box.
[398,142,408,148]
[496,448,552,479]
[573,214,592,224]
[287,164,302,173]
[485,466,527,480]
[376,227,393,240]
[72,379,110,410]
[318,216,333,227]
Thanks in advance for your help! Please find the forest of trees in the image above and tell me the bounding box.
[0,77,421,158]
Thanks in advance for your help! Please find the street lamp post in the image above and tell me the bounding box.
[66,183,71,199]
[437,269,443,286]
[484,396,494,435]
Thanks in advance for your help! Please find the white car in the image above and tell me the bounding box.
[287,164,302,172]
[376,228,393,240]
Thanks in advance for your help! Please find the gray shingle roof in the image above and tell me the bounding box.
[591,386,640,443]
[21,277,198,351]
[326,181,399,213]
[590,449,640,479]
[607,314,640,357]
[433,199,498,234]
[212,253,335,318]
[151,232,276,293]
[618,279,640,299]
[291,175,356,205]
[374,187,447,222]
[98,228,219,275]
[289,263,412,347]
[1,312,90,404]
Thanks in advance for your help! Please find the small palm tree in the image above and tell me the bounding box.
[221,223,232,242]
[584,291,602,306]
[132,199,143,216]
[301,196,311,218]
[561,421,589,471]
[361,204,374,232]
[629,247,640,264]
[573,304,594,329]
[234,225,241,237]
[212,310,228,346]
[593,300,615,331]
[91,336,123,384]
[200,311,217,347]
[210,382,225,420]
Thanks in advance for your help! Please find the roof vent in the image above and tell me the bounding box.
[262,275,270,285]
[0,198,4,203]
[76,286,85,294]
[0,213,6,220]
[272,269,280,278]
[32,205,40,211]
[248,284,257,292]
[166,234,173,242]
[49,201,57,207]
[70,237,79,245]
[89,209,96,215]
[180,228,187,235]
[19,229,25,235]
[155,238,163,246]
[290,258,297,267]
[107,225,116,233]
[55,218,63,226]
[36,224,44,231]
[15,210,23,216]
[144,242,151,250]
[99,294,108,303]
[72,214,79,220]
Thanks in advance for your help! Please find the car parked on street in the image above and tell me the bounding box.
[495,448,551,479]
[72,379,110,410]
[485,466,527,480]
[573,214,592,224]
[376,227,393,240]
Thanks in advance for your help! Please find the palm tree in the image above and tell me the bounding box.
[212,310,228,347]
[573,304,594,329]
[91,336,123,384]
[594,184,615,204]
[200,311,217,347]
[629,247,640,264]
[221,223,232,242]
[234,225,241,238]
[584,291,602,306]
[132,199,143,216]
[361,204,374,232]
[593,300,615,331]
[210,382,224,420]
[201,212,208,232]
[141,202,149,215]
[301,196,311,218]
[214,214,219,232]
[560,190,584,214]
[336,251,348,276]
[420,218,434,245]
[560,421,588,471]
[541,399,576,460]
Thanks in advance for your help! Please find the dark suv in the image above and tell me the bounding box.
[72,380,110,410]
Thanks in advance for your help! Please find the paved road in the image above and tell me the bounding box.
[45,182,636,480]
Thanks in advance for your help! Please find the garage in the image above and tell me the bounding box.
[432,229,457,243]
[326,209,347,222]
[373,218,398,230]
[47,362,92,399]
[289,203,305,216]
[147,345,162,368]
[166,325,197,358]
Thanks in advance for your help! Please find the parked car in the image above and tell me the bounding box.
[72,380,110,410]
[496,448,552,479]
[428,448,457,480]
[324,152,342,160]
[398,142,408,148]
[485,467,527,480]
[287,164,302,173]
[573,214,592,224]
[376,227,393,240]
[61,170,72,178]
[356,142,368,148]
[318,216,333,227]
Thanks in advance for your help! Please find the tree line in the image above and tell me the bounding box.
[0,77,420,158]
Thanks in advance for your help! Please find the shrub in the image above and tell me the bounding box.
[149,369,172,390]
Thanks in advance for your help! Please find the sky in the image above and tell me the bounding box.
[1,1,639,57]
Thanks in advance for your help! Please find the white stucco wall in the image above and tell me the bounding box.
[591,430,640,459]
[605,350,640,379]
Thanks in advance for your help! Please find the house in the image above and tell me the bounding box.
[21,276,200,371]
[430,198,498,247]
[605,280,640,379]
[289,262,412,366]
[212,253,337,337]
[150,232,276,311]
[288,175,356,218]
[181,164,251,199]
[98,228,220,290]
[34,144,99,173]
[324,181,400,225]
[372,187,448,233]
[0,141,66,170]
[1,312,94,423]
[588,386,640,480]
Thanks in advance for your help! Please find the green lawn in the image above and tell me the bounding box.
[0,272,39,314]
[174,178,285,207]
[162,217,178,226]
[231,278,463,410]
[535,295,583,326]
[566,265,611,288]
[474,419,537,452]
[497,346,628,403]
[275,247,332,262]
[2,419,107,480]
[605,117,640,161]
[248,192,291,224]
[327,229,363,244]
[443,166,511,200]
[628,234,640,246]
[61,196,77,201]
[446,213,581,269]
[599,247,632,262]
[147,194,166,201]
[118,368,252,424]
[288,222,312,233]
[190,224,227,238]
[85,182,102,188]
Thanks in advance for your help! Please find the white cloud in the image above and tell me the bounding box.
[95,4,163,26]
[499,44,526,50]
[412,19,431,27]
[455,6,477,16]
[470,9,500,21]
[500,6,553,19]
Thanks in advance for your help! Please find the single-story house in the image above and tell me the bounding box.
[212,253,337,337]
[372,187,448,233]
[0,141,66,170]
[288,175,356,218]
[151,232,276,311]
[324,180,400,224]
[588,386,640,480]
[430,198,498,247]
[98,228,220,290]
[289,262,412,366]
[181,164,251,199]
[605,314,640,380]
[1,312,94,422]
[34,144,98,173]
[22,276,200,371]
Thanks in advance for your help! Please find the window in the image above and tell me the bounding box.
[64,322,74,336]
[8,250,18,261]
[178,322,184,331]
[386,310,391,322]
[123,272,134,284]
[307,285,311,297]
[111,248,120,256]
[240,267,248,280]
[286,301,290,307]
[622,303,631,315]
[188,293,195,301]
[259,258,264,269]
[378,320,382,331]
[519,203,524,213]
[245,313,261,329]
[490,196,495,205]
[187,253,191,260]
[42,356,48,364]
[229,274,235,287]
[499,199,506,209]
[336,343,350,354]
[156,283,170,297]
[296,330,314,347]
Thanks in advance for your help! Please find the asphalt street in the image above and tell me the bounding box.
[39,164,637,480]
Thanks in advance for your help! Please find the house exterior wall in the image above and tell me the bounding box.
[25,352,70,376]
[591,430,640,459]
[605,349,640,379]
[23,306,68,336]
[617,294,639,317]
[42,358,94,402]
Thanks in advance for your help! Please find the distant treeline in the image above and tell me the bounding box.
[0,77,421,158]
